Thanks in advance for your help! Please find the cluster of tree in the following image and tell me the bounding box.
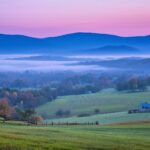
[56,74,113,96]
[0,98,43,124]
[0,87,58,109]
[116,76,150,92]
[0,71,76,89]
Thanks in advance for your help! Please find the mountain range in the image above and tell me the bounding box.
[0,32,150,55]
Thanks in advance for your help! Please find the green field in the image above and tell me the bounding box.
[0,123,150,150]
[46,112,150,125]
[37,90,150,118]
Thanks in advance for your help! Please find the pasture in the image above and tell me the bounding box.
[37,90,150,118]
[45,111,150,125]
[0,123,150,150]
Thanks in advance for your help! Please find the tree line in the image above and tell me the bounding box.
[116,76,150,92]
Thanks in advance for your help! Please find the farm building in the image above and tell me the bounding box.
[140,102,150,112]
[128,102,150,114]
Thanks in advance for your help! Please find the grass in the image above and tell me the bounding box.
[0,123,150,150]
[0,120,27,126]
[45,111,150,125]
[37,90,150,118]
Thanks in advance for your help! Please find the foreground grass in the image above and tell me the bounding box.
[37,90,150,118]
[0,123,150,150]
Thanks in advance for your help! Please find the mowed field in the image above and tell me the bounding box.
[37,90,150,118]
[0,123,150,150]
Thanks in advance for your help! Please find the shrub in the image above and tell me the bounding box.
[94,109,100,114]
[55,109,71,117]
[77,113,91,117]
[29,115,43,125]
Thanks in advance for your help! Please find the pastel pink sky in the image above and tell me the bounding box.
[0,0,150,37]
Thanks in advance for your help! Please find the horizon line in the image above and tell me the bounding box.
[0,32,150,39]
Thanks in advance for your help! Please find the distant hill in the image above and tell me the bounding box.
[86,45,139,54]
[0,32,150,54]
[77,57,150,72]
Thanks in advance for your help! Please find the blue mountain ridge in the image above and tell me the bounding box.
[0,32,150,54]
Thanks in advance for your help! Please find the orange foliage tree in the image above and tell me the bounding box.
[0,98,13,122]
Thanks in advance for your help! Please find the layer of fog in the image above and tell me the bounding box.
[0,54,40,60]
[1,54,149,72]
[0,59,107,72]
[67,55,150,60]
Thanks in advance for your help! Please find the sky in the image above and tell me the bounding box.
[0,0,150,37]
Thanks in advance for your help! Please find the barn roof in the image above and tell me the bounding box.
[141,102,150,108]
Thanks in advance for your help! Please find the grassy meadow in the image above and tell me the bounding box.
[1,90,150,150]
[45,111,150,125]
[0,123,150,150]
[37,90,150,118]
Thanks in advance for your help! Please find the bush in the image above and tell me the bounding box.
[55,109,71,117]
[77,113,91,117]
[94,109,100,114]
[29,115,43,125]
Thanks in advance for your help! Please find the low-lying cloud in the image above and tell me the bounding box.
[0,59,105,72]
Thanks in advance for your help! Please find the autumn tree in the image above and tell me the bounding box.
[0,98,13,123]
[29,115,43,125]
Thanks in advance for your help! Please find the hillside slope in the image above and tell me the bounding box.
[46,112,150,125]
[0,33,150,54]
[36,90,150,119]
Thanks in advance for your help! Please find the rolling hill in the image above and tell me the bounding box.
[36,90,150,119]
[76,57,150,72]
[45,112,150,125]
[86,45,140,54]
[0,32,150,54]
